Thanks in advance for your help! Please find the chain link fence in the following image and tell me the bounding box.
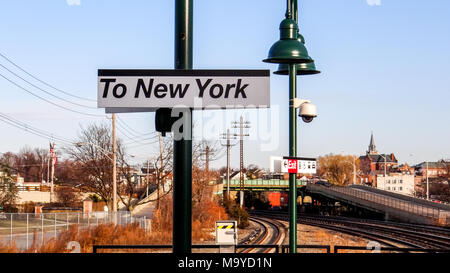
[0,211,151,250]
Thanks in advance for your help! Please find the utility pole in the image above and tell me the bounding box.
[47,156,50,187]
[49,142,55,203]
[205,145,210,174]
[173,0,193,254]
[426,161,429,200]
[112,113,117,213]
[353,156,356,185]
[205,145,211,189]
[159,132,164,190]
[232,116,250,208]
[146,159,150,197]
[221,129,236,199]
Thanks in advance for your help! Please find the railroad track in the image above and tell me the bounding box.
[238,216,285,253]
[251,211,450,250]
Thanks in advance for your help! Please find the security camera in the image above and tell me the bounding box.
[293,99,317,123]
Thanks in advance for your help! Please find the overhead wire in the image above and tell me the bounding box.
[0,112,75,145]
[0,52,96,102]
[0,72,106,118]
[0,63,97,110]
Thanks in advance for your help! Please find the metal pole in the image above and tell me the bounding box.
[426,161,429,200]
[10,213,12,246]
[50,143,55,203]
[112,113,117,213]
[239,116,244,208]
[41,213,44,245]
[173,0,193,255]
[47,156,50,187]
[54,213,56,239]
[146,159,150,198]
[288,63,298,253]
[226,129,231,199]
[26,213,29,249]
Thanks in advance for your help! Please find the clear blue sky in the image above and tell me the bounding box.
[0,0,449,170]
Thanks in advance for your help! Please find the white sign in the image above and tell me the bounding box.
[98,70,270,111]
[216,220,237,245]
[280,157,317,174]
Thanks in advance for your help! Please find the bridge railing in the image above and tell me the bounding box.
[308,184,441,219]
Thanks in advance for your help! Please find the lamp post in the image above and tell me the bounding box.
[263,0,317,253]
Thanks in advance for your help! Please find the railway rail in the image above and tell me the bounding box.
[239,216,285,253]
[251,210,450,250]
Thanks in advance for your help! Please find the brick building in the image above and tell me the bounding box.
[358,133,399,186]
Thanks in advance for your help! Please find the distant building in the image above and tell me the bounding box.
[415,161,449,178]
[358,133,399,186]
[230,171,247,181]
[376,173,415,196]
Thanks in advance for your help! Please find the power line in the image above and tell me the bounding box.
[0,72,106,118]
[123,139,160,150]
[116,117,157,140]
[0,63,97,110]
[0,112,74,145]
[116,123,158,146]
[0,52,96,102]
[116,116,155,137]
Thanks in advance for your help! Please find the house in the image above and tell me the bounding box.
[229,171,247,181]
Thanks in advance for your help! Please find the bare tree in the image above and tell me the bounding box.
[191,140,223,204]
[65,123,130,210]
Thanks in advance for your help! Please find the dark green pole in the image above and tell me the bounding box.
[289,63,297,253]
[173,0,193,254]
[291,0,298,254]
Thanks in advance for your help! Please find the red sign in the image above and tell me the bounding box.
[287,159,297,173]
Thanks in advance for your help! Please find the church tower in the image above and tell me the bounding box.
[367,132,378,155]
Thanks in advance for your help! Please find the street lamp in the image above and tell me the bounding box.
[263,0,318,254]
[76,142,117,212]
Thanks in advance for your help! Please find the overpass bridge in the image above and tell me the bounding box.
[305,183,450,227]
[227,178,307,191]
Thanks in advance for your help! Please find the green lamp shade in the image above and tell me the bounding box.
[263,39,313,64]
[263,18,313,64]
[273,61,320,75]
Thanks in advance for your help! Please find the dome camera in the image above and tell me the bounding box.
[298,101,317,123]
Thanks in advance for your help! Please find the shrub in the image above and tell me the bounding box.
[228,204,249,229]
[56,186,81,207]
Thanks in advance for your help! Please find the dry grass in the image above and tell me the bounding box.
[152,195,228,243]
[0,195,228,253]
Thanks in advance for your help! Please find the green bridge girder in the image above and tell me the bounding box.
[226,179,308,191]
